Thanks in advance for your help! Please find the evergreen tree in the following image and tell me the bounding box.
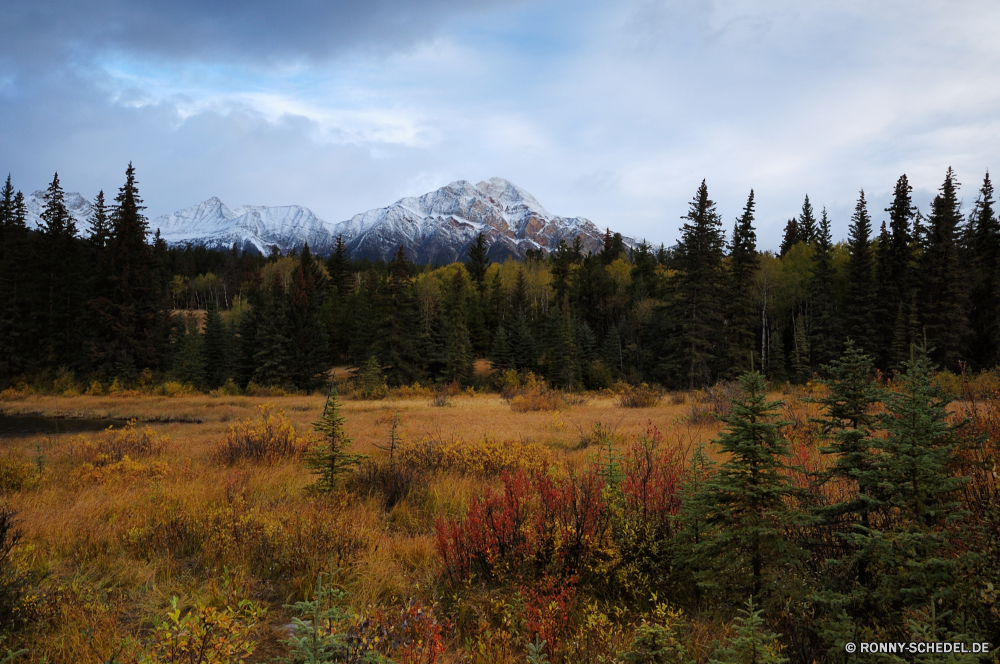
[88,190,112,249]
[36,172,84,368]
[251,272,294,387]
[0,180,31,385]
[965,171,999,368]
[726,190,759,374]
[779,219,800,257]
[465,232,492,291]
[89,163,163,377]
[920,167,969,370]
[373,246,421,386]
[287,244,332,390]
[843,191,877,355]
[708,598,788,664]
[510,309,537,372]
[697,371,804,604]
[326,234,350,300]
[490,325,513,371]
[798,195,817,245]
[549,302,579,389]
[169,313,206,387]
[202,300,230,389]
[872,222,895,371]
[808,209,839,367]
[305,386,365,492]
[791,314,810,382]
[442,268,474,385]
[663,181,727,388]
[601,228,627,265]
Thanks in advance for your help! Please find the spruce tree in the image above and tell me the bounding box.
[965,171,999,368]
[798,195,817,245]
[490,325,513,371]
[465,232,492,291]
[373,246,421,386]
[305,386,365,492]
[709,598,788,664]
[0,180,31,385]
[326,234,349,300]
[202,300,230,389]
[920,167,969,370]
[791,314,810,382]
[287,245,332,390]
[808,209,839,367]
[442,268,474,385]
[88,190,112,249]
[510,309,537,372]
[251,272,294,387]
[726,190,759,375]
[169,313,206,387]
[843,191,877,355]
[697,371,804,604]
[779,219,800,257]
[89,163,163,377]
[872,222,894,371]
[36,172,84,368]
[666,181,727,388]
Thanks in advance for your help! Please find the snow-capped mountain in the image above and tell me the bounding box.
[25,190,94,235]
[26,178,627,262]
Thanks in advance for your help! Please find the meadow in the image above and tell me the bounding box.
[0,367,997,664]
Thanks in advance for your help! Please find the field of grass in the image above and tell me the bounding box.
[4,375,989,663]
[0,385,741,663]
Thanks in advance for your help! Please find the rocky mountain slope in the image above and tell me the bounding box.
[25,177,627,262]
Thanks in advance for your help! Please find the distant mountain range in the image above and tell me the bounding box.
[24,177,633,263]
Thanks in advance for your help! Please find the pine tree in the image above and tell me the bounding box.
[709,598,788,664]
[665,181,727,388]
[36,172,84,368]
[287,245,332,390]
[89,163,163,377]
[251,272,293,387]
[442,268,474,385]
[849,350,972,633]
[510,308,537,372]
[0,179,31,385]
[843,191,877,355]
[549,302,579,389]
[202,299,230,389]
[965,171,999,368]
[465,232,492,291]
[305,386,365,492]
[373,246,421,386]
[798,195,817,245]
[88,190,112,249]
[872,222,894,371]
[697,371,804,604]
[809,209,839,367]
[779,219,800,257]
[791,314,810,382]
[726,190,759,375]
[326,234,349,300]
[169,313,206,387]
[490,325,513,371]
[920,167,969,370]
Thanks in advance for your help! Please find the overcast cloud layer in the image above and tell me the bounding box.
[2,0,999,248]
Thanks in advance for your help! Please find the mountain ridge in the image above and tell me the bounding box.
[24,177,633,262]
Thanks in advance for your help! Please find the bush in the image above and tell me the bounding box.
[71,420,167,466]
[396,435,549,477]
[0,508,33,637]
[140,592,264,664]
[352,460,428,511]
[0,455,39,494]
[614,382,662,408]
[687,381,740,424]
[217,404,304,464]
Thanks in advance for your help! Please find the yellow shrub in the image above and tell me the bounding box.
[217,404,305,464]
[613,382,661,408]
[0,455,39,492]
[72,456,169,485]
[396,435,549,476]
[70,420,167,465]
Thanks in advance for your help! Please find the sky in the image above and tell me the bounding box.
[2,0,999,249]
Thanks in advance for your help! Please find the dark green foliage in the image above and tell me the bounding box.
[305,387,366,492]
[0,179,31,386]
[709,598,788,664]
[373,246,421,387]
[602,228,627,265]
[490,325,513,371]
[0,508,33,637]
[798,195,817,245]
[726,190,759,375]
[965,171,999,369]
[465,232,491,290]
[88,163,163,377]
[202,300,231,389]
[808,209,839,367]
[441,268,474,385]
[843,191,876,355]
[663,181,727,388]
[920,167,969,370]
[87,190,111,249]
[169,313,206,387]
[697,371,804,604]
[251,273,294,387]
[779,218,800,257]
[884,175,918,369]
[287,245,332,391]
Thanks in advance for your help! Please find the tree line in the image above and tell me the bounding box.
[1,165,998,392]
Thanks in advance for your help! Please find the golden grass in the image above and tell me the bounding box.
[0,389,733,662]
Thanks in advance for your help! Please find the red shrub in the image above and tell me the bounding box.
[521,573,577,662]
[621,423,683,537]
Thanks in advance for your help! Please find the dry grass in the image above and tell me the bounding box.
[0,387,730,662]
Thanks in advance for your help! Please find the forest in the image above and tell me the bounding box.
[0,164,998,663]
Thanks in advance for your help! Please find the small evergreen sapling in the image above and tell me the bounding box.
[306,386,366,492]
[709,598,788,664]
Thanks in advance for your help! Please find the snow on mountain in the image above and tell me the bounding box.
[25,190,94,235]
[26,178,628,263]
